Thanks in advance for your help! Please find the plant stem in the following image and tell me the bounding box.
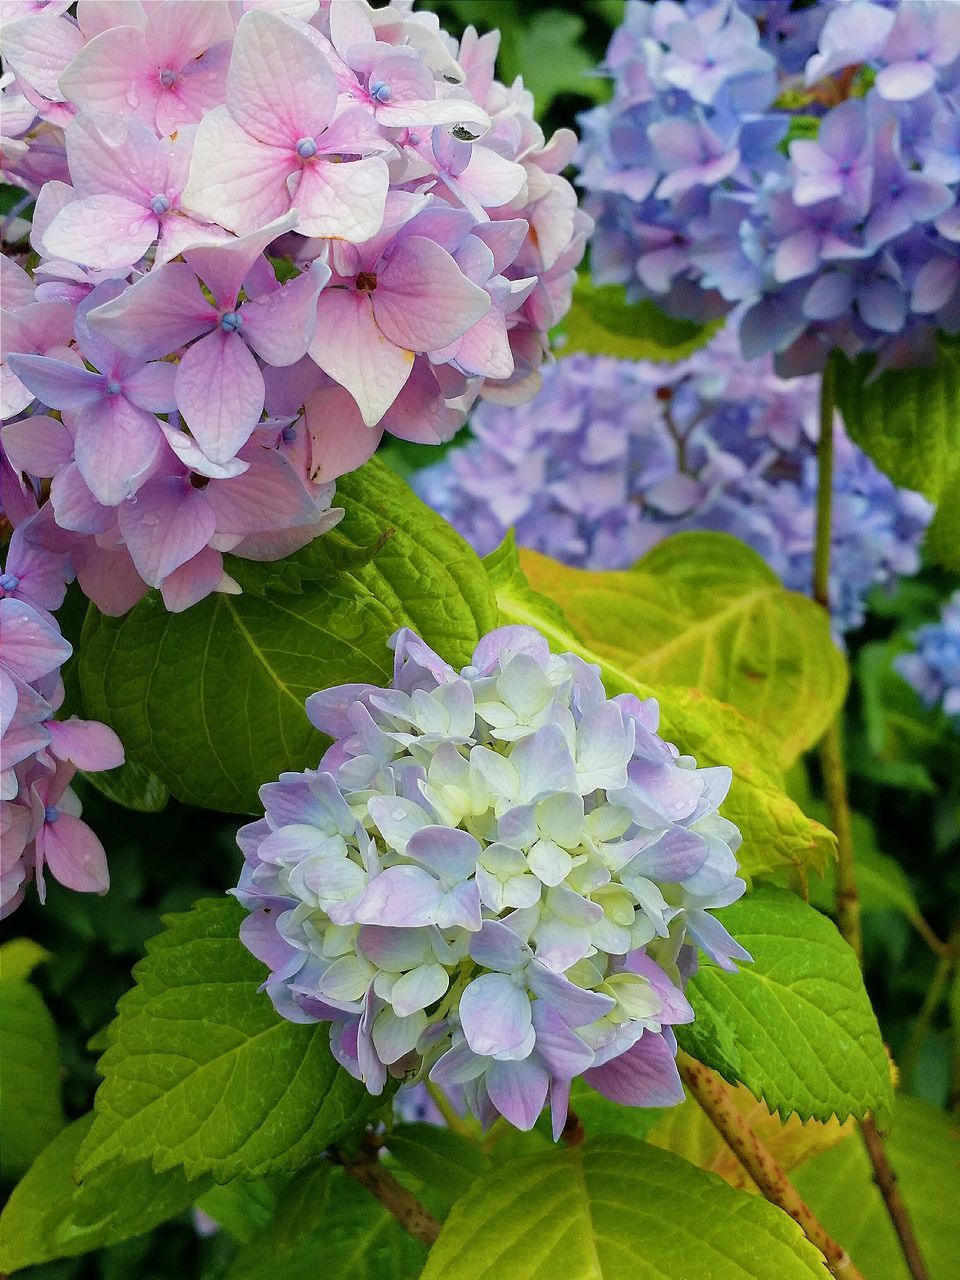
[338,1134,441,1246]
[814,358,930,1280]
[678,1054,865,1280]
[902,922,959,1087]
[425,1079,473,1138]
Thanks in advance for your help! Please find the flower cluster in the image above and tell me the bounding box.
[1,513,124,917]
[0,0,586,613]
[577,0,960,372]
[895,590,960,721]
[233,625,747,1135]
[415,335,933,634]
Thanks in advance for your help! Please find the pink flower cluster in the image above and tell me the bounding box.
[0,516,124,917]
[1,0,586,613]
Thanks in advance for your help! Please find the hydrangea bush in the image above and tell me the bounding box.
[0,2,956,1279]
[416,332,932,632]
[1,0,586,612]
[578,0,960,372]
[234,625,747,1133]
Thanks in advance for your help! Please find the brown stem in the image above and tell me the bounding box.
[561,1106,585,1148]
[817,362,930,1280]
[679,1054,865,1280]
[859,1117,929,1280]
[336,1134,441,1246]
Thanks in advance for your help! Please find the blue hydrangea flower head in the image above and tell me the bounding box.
[233,626,749,1135]
[895,590,960,720]
[578,0,960,371]
[414,336,932,635]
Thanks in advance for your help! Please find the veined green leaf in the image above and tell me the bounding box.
[420,1137,827,1280]
[77,898,372,1183]
[677,888,892,1124]
[0,978,65,1178]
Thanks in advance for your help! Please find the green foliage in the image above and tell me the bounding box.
[387,1124,492,1207]
[195,1178,279,1244]
[677,888,893,1124]
[79,459,498,813]
[77,898,373,1183]
[420,1137,827,1280]
[0,937,51,982]
[485,535,836,879]
[523,532,848,768]
[0,1116,205,1274]
[227,1164,428,1280]
[793,1097,960,1280]
[557,278,720,362]
[808,809,922,921]
[835,338,960,570]
[0,974,65,1178]
[83,758,171,814]
[506,11,607,113]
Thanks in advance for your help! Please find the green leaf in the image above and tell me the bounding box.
[835,338,960,570]
[557,278,720,362]
[81,757,170,813]
[195,1178,280,1244]
[0,979,65,1178]
[522,532,848,768]
[677,888,892,1124]
[229,1164,428,1280]
[569,1079,669,1142]
[486,535,836,879]
[77,898,372,1183]
[420,1137,827,1280]
[509,13,607,112]
[792,1097,960,1280]
[0,1116,205,1274]
[79,459,498,813]
[387,1124,491,1206]
[0,937,51,983]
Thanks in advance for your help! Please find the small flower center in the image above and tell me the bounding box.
[296,136,318,159]
[408,132,421,146]
[355,272,378,292]
[370,79,392,103]
[44,805,60,824]
[159,67,179,88]
[281,424,298,444]
[190,473,211,490]
[220,310,243,332]
[149,194,171,216]
[105,378,123,395]
[0,572,20,592]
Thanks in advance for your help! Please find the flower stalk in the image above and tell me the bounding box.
[337,1134,441,1247]
[815,358,930,1280]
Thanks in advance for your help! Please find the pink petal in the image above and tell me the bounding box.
[64,110,169,201]
[583,1032,685,1107]
[50,464,114,535]
[181,106,294,238]
[292,154,390,242]
[5,354,103,411]
[123,361,178,413]
[184,210,299,311]
[1,13,84,104]
[117,476,216,586]
[485,1057,549,1130]
[155,44,231,135]
[310,289,413,427]
[305,379,383,482]
[205,448,319,533]
[74,396,163,506]
[77,1,148,40]
[0,599,72,684]
[42,195,157,271]
[38,813,110,894]
[226,8,338,145]
[159,545,225,612]
[73,543,148,616]
[58,27,159,122]
[46,717,124,770]
[1,416,74,477]
[241,261,328,366]
[376,235,490,351]
[351,865,442,927]
[175,329,265,463]
[144,0,234,68]
[86,262,214,360]
[460,971,532,1057]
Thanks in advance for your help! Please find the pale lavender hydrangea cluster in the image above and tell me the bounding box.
[415,335,933,634]
[0,515,124,916]
[895,590,960,721]
[577,0,960,373]
[233,625,748,1134]
[0,0,586,613]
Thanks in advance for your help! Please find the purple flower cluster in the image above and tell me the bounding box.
[0,0,586,613]
[895,590,960,721]
[577,0,960,373]
[415,336,932,634]
[233,625,747,1135]
[1,516,124,917]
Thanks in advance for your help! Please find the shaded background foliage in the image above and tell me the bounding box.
[2,1,958,1276]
